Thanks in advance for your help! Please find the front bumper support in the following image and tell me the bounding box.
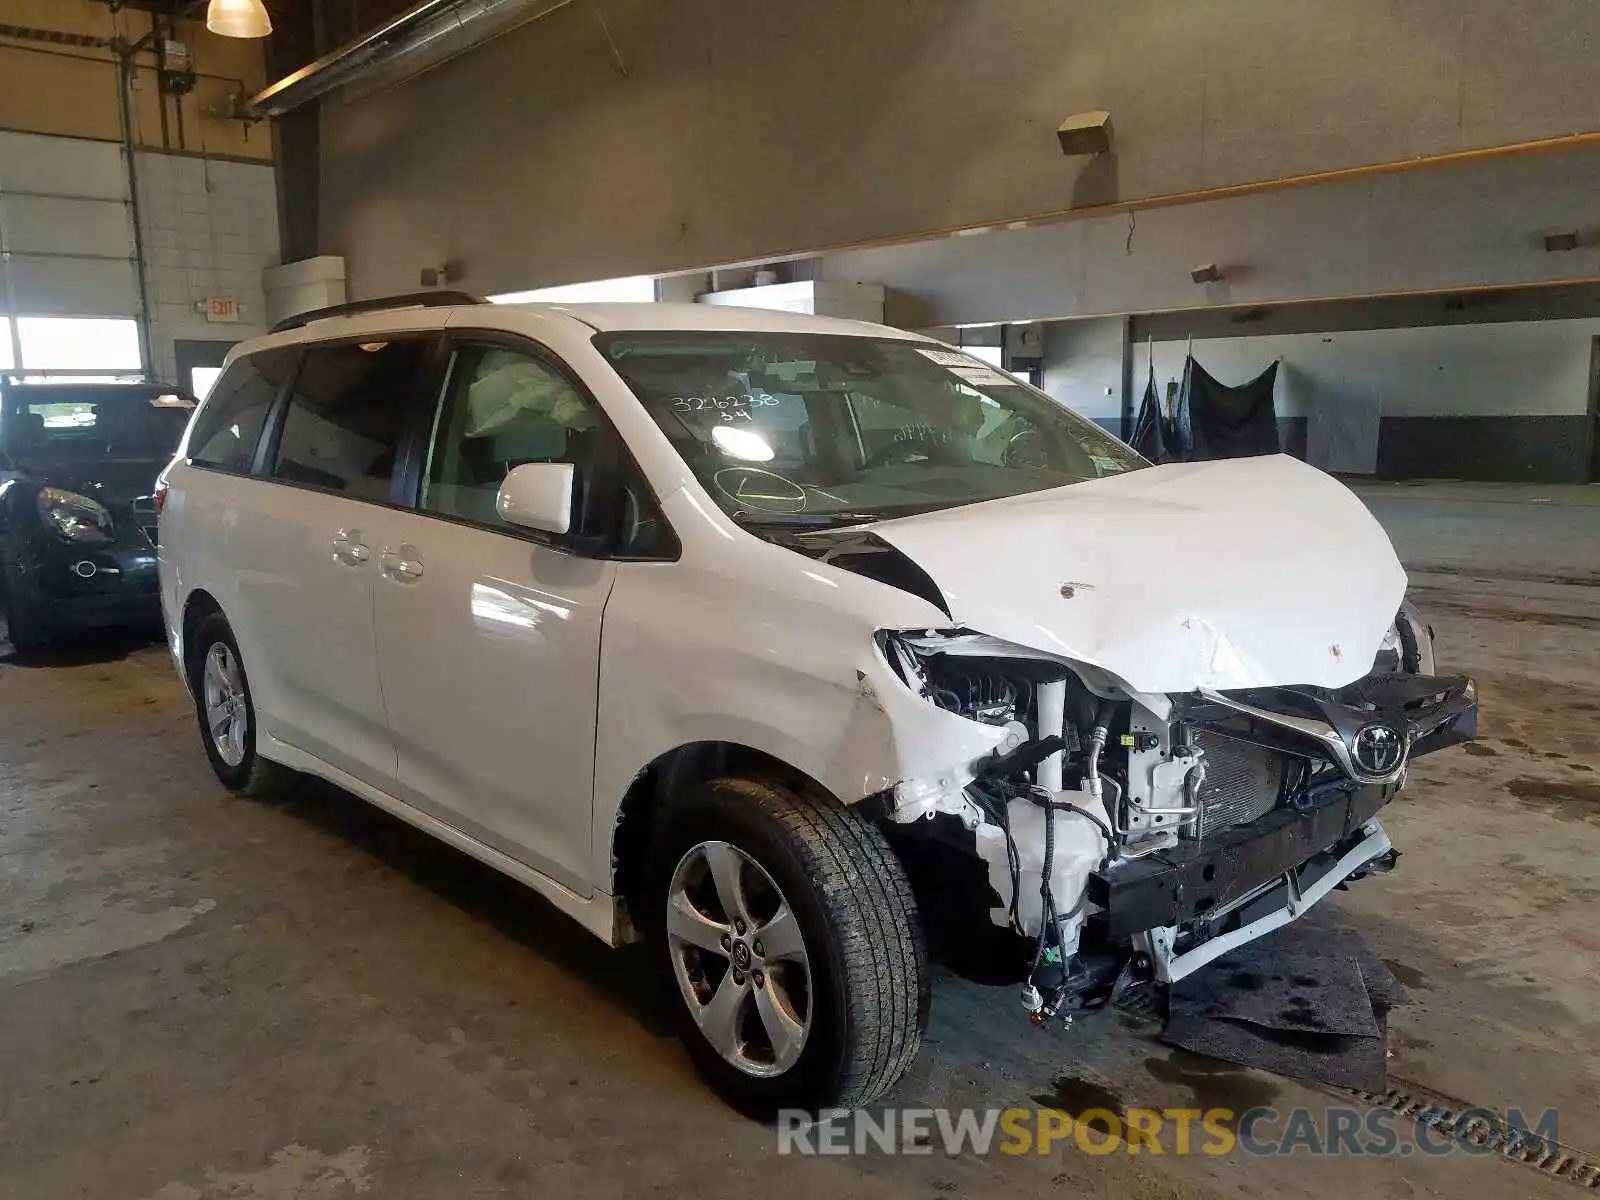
[1140,819,1393,982]
[1087,780,1391,939]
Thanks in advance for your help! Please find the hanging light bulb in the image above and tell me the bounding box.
[206,0,273,39]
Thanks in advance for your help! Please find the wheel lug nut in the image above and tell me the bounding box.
[752,969,764,987]
[720,933,731,950]
[752,940,763,957]
[734,919,747,935]
[732,970,745,985]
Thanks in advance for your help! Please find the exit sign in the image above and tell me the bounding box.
[203,296,240,323]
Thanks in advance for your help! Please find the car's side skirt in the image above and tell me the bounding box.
[260,731,623,946]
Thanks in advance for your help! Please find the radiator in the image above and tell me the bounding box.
[1194,731,1286,837]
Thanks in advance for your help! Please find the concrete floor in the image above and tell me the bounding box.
[1,483,1597,1199]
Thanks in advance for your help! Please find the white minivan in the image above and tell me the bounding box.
[157,293,1476,1113]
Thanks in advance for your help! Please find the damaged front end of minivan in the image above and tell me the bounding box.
[856,610,1475,1022]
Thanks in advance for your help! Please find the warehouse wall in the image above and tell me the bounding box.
[0,3,276,383]
[1137,319,1598,483]
[317,0,1600,298]
[1040,318,1127,433]
[0,130,279,384]
[0,0,271,160]
[135,153,281,384]
[811,141,1600,328]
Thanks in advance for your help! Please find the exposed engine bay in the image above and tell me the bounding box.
[873,612,1476,1023]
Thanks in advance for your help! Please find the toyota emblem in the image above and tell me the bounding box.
[1353,723,1406,776]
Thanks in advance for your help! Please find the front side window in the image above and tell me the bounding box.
[420,342,673,556]
[187,348,298,472]
[596,332,1144,528]
[271,339,428,501]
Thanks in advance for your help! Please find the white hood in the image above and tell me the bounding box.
[868,454,1406,694]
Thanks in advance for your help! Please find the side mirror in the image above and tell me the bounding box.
[496,462,575,535]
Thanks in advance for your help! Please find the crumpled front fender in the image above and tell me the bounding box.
[822,638,1010,806]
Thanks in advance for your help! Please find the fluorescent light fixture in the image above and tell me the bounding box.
[711,425,775,462]
[206,0,273,39]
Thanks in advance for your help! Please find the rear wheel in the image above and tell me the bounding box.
[189,611,294,796]
[648,776,929,1115]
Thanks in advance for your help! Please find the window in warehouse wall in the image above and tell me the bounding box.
[17,375,141,384]
[15,317,143,374]
[963,343,1036,385]
[489,275,657,304]
[0,320,14,373]
[190,366,224,400]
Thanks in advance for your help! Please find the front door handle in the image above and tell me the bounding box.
[331,528,371,567]
[380,545,424,583]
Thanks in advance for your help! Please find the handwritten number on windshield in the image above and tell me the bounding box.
[669,395,782,412]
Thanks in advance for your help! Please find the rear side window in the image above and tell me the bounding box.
[187,348,298,472]
[270,338,430,502]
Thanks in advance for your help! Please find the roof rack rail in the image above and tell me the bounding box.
[269,290,486,334]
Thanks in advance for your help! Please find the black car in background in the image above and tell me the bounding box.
[0,381,195,650]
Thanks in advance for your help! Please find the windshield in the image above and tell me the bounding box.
[597,332,1144,524]
[3,387,194,460]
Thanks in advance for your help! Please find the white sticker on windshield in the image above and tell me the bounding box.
[950,366,1017,388]
[915,346,984,369]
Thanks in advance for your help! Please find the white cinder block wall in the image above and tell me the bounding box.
[135,152,279,383]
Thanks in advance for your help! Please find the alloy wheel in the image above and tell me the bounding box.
[666,839,813,1078]
[201,641,249,768]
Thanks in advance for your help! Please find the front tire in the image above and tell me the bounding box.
[188,611,294,797]
[2,544,51,653]
[647,776,930,1116]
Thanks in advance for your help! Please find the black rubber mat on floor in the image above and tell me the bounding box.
[1162,925,1408,1092]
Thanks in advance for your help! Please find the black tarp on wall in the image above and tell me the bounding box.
[1179,357,1281,461]
[1129,364,1181,463]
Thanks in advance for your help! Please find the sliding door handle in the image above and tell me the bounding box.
[330,529,371,567]
[380,546,424,583]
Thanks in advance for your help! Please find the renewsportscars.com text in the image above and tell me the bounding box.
[777,1104,1561,1159]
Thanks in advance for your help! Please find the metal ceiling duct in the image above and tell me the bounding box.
[246,0,574,118]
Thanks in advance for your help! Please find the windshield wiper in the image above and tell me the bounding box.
[728,510,884,529]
